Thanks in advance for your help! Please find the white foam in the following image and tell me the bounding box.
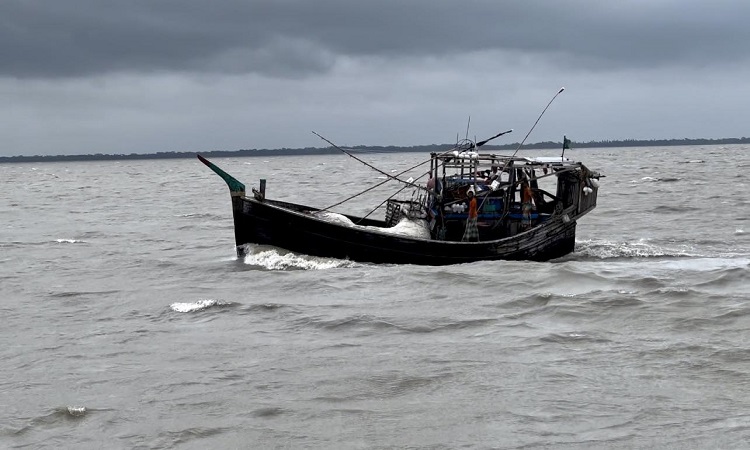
[575,239,697,259]
[651,257,750,272]
[55,239,84,244]
[243,250,353,270]
[67,406,86,416]
[170,299,223,313]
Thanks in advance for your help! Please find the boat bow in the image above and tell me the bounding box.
[197,154,245,196]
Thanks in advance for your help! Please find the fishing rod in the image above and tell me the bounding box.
[356,170,433,223]
[477,87,566,214]
[476,129,514,147]
[315,127,515,216]
[509,87,565,159]
[354,128,516,222]
[319,156,432,213]
[312,131,437,196]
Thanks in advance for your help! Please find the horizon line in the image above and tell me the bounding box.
[1,136,749,162]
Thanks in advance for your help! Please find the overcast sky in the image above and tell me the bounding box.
[2,0,749,156]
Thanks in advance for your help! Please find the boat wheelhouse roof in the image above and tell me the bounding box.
[523,156,575,166]
[432,150,584,170]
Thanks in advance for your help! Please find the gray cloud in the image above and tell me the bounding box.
[2,0,749,79]
[2,1,750,157]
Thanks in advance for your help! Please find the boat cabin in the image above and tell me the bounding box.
[385,145,600,242]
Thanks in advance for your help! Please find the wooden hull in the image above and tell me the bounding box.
[231,196,577,265]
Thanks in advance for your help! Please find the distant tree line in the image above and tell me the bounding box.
[2,137,749,163]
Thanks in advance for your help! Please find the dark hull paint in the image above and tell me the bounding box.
[232,197,577,265]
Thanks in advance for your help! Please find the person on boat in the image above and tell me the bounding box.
[485,166,499,184]
[426,173,436,191]
[521,181,535,228]
[462,187,479,242]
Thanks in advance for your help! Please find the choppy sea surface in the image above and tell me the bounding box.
[1,145,749,449]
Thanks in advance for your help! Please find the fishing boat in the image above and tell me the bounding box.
[197,136,601,265]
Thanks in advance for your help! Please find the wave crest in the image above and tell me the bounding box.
[243,249,355,271]
[66,406,86,417]
[632,176,681,183]
[170,299,231,313]
[55,239,85,244]
[573,240,697,259]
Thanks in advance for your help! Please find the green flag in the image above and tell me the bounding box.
[562,136,571,158]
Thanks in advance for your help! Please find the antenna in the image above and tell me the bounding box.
[509,86,566,158]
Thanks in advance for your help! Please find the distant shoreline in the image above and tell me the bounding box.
[2,137,748,163]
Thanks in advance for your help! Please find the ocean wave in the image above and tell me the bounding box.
[66,406,86,417]
[631,176,682,183]
[7,406,91,435]
[2,238,89,247]
[571,240,698,259]
[251,407,286,417]
[636,342,712,361]
[169,299,232,313]
[651,204,702,212]
[242,249,355,271]
[524,290,647,309]
[539,331,613,344]
[173,212,225,220]
[48,289,120,299]
[156,427,231,447]
[246,303,287,311]
[313,372,452,403]
[293,314,496,334]
[500,292,556,309]
[693,266,750,288]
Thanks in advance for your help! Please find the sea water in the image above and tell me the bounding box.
[1,145,749,448]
